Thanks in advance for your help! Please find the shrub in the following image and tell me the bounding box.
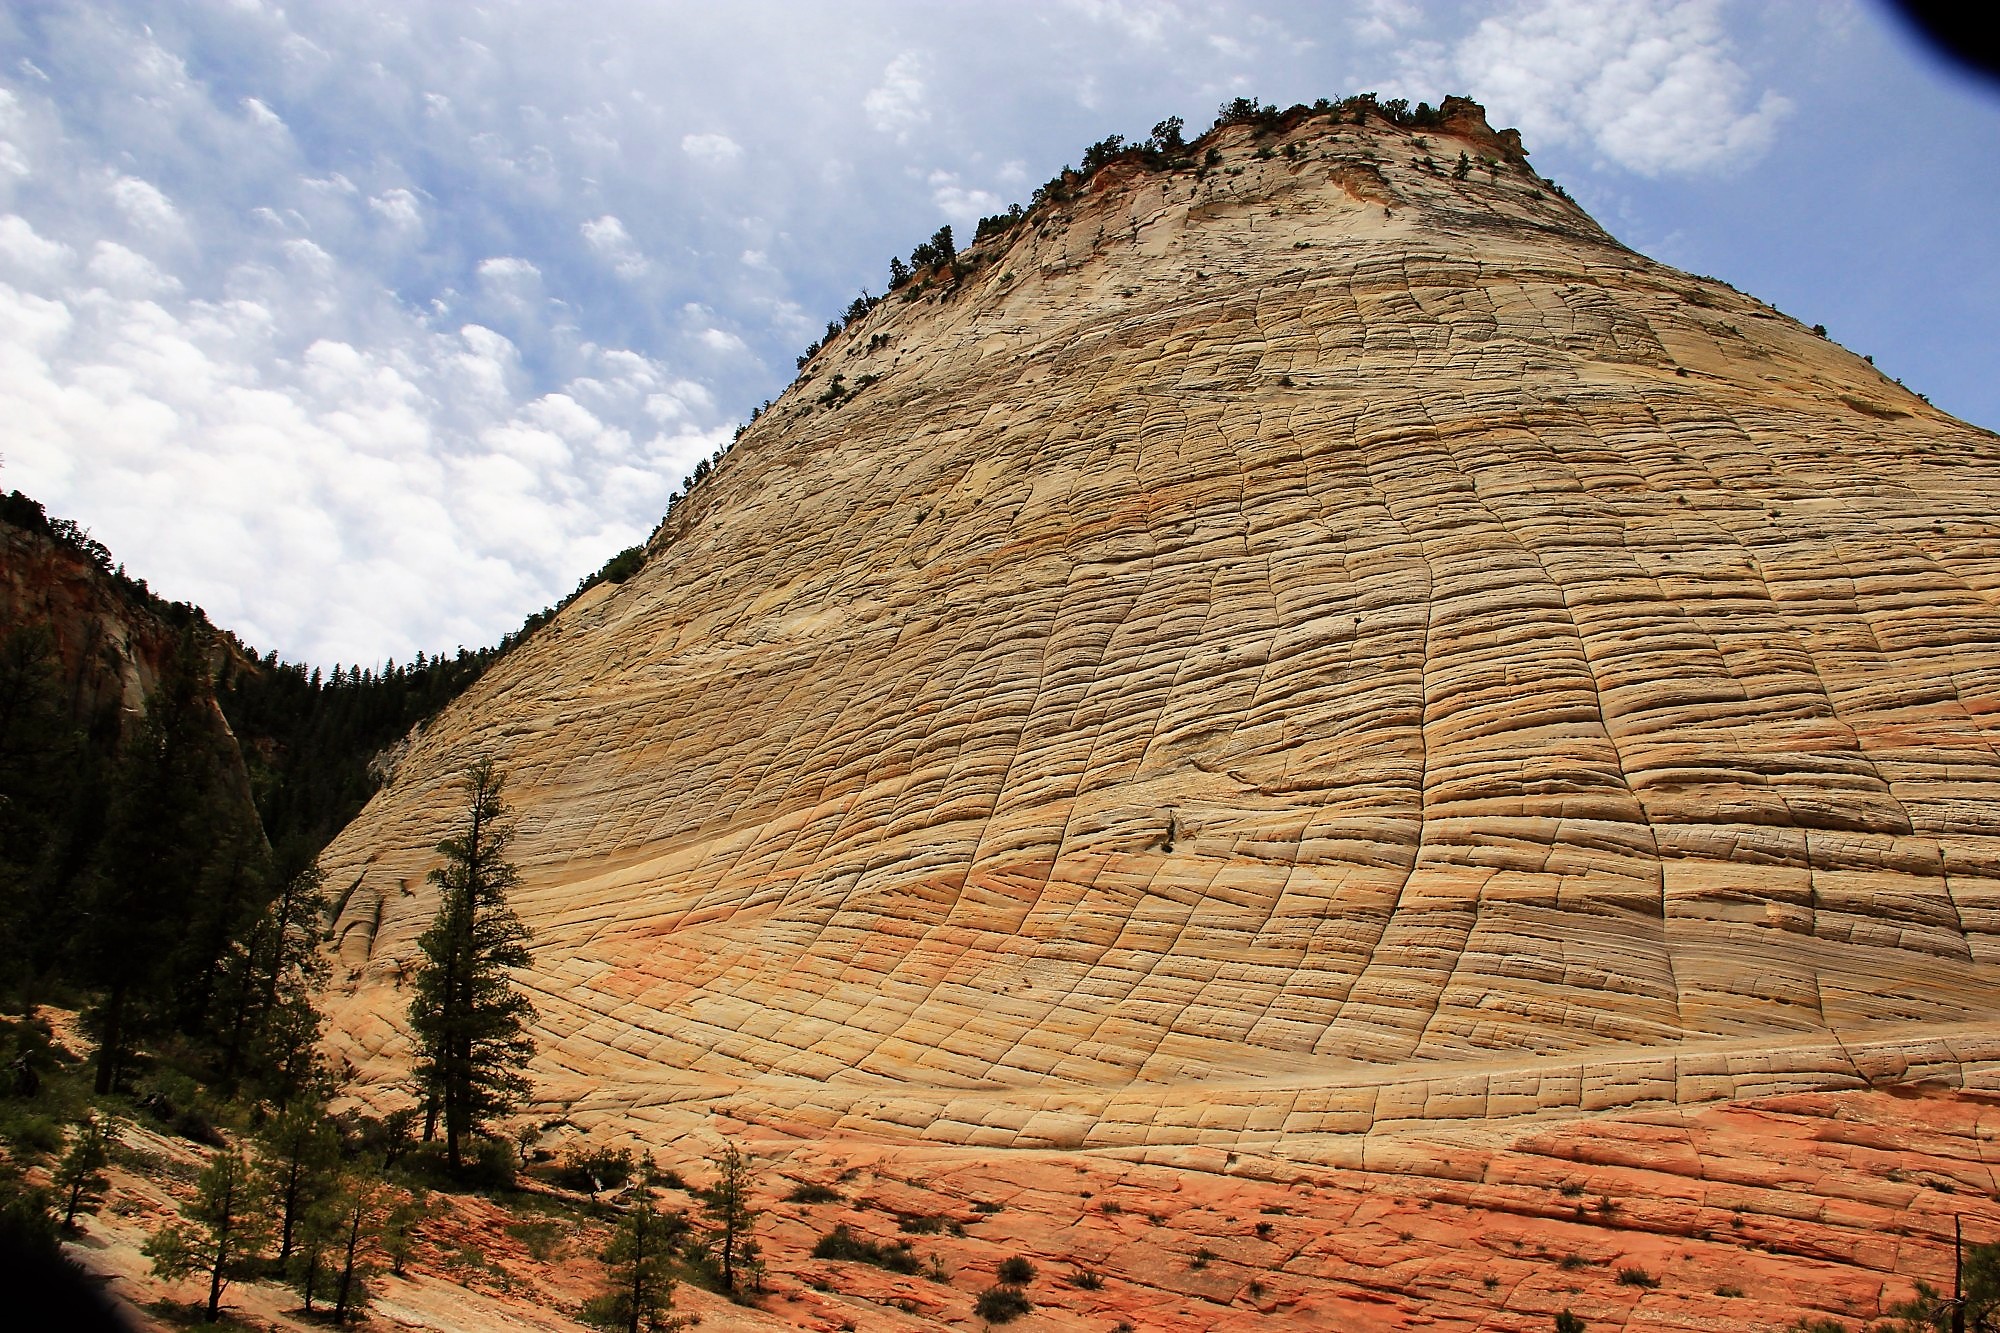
[1067,1268,1104,1290]
[1081,134,1129,174]
[974,1285,1033,1323]
[1190,1247,1216,1270]
[505,1218,565,1262]
[556,1145,634,1196]
[812,1223,922,1274]
[1555,1311,1585,1333]
[785,1182,842,1204]
[1617,1266,1659,1288]
[997,1255,1036,1284]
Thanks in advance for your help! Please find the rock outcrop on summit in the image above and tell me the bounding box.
[320,97,1998,1219]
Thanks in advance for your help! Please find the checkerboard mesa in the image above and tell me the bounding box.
[316,95,2000,1168]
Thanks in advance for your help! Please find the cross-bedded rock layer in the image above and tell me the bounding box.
[319,105,2000,1167]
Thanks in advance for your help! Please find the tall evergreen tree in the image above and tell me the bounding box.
[84,627,223,1092]
[0,624,92,1001]
[215,862,331,1101]
[407,759,536,1171]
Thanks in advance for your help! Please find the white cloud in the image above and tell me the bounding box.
[929,173,1003,226]
[864,52,931,140]
[1452,0,1790,174]
[580,213,651,280]
[681,132,742,163]
[1350,0,1423,45]
[241,96,286,132]
[1064,0,1176,44]
[85,240,181,295]
[109,175,182,233]
[368,187,423,230]
[0,214,74,280]
[699,327,746,354]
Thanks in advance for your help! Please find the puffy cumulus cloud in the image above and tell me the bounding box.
[929,173,1003,226]
[1449,0,1789,175]
[680,132,742,163]
[580,213,650,280]
[108,175,183,233]
[0,245,709,664]
[367,186,423,230]
[864,52,932,140]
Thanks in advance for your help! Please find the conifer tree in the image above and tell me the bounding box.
[216,862,331,1102]
[408,758,536,1172]
[697,1142,762,1299]
[584,1166,691,1332]
[144,1146,271,1323]
[85,628,219,1092]
[259,1098,341,1265]
[55,1115,111,1229]
[291,1171,384,1324]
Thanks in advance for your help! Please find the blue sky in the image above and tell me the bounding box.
[2,1,1995,667]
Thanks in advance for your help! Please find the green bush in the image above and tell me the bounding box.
[784,1182,842,1204]
[554,1144,634,1195]
[811,1223,922,1274]
[974,1285,1033,1323]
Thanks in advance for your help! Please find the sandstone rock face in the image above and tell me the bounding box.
[320,104,2000,1175]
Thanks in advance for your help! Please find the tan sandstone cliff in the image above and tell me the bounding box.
[314,100,1999,1328]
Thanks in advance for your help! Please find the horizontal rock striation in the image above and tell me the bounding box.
[319,103,2000,1164]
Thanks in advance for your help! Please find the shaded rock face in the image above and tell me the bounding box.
[320,105,2000,1164]
[0,520,180,742]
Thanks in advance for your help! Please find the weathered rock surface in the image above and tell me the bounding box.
[316,101,2000,1324]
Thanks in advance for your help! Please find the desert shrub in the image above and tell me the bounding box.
[785,1182,842,1204]
[555,1144,634,1195]
[506,1218,565,1262]
[1617,1266,1659,1288]
[1067,1268,1104,1290]
[974,1285,1033,1323]
[811,1223,921,1274]
[997,1255,1036,1284]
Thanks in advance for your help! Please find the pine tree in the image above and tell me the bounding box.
[291,1171,384,1324]
[216,862,331,1102]
[408,759,536,1172]
[85,628,220,1093]
[697,1142,762,1299]
[584,1166,692,1332]
[144,1146,271,1323]
[258,1098,341,1265]
[55,1115,111,1229]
